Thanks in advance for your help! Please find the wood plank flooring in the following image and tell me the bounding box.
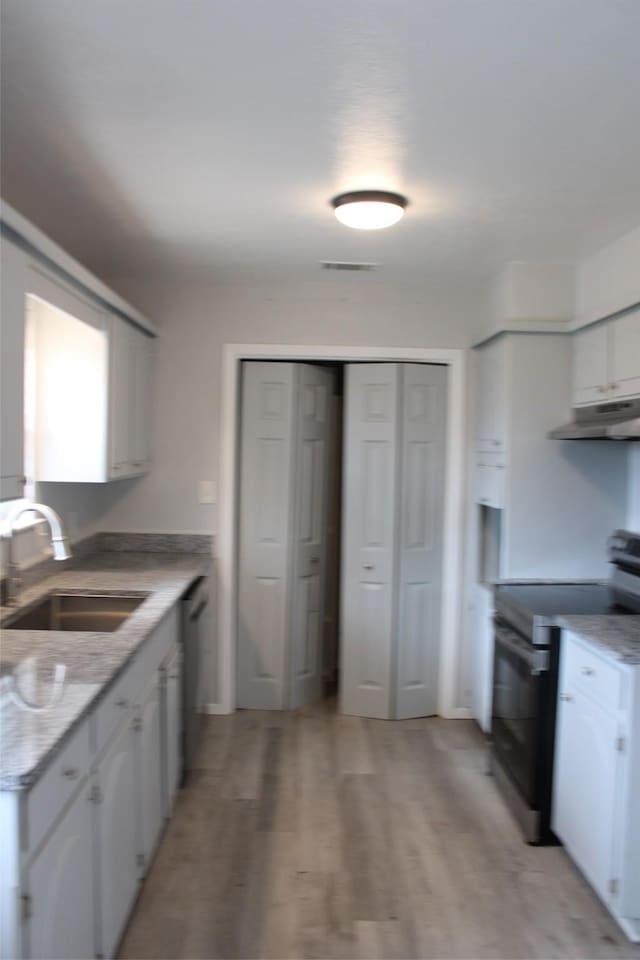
[119,701,640,959]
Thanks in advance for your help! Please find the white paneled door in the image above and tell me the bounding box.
[341,363,399,719]
[290,364,333,709]
[341,363,447,719]
[396,364,446,718]
[237,362,334,710]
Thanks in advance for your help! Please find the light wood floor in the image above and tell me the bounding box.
[119,701,640,960]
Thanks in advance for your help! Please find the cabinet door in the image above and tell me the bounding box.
[131,329,152,472]
[0,237,26,500]
[108,315,132,478]
[573,323,608,406]
[97,720,138,960]
[24,783,95,960]
[165,650,182,816]
[136,677,163,870]
[609,309,640,400]
[553,680,618,904]
[475,338,507,452]
[470,585,494,733]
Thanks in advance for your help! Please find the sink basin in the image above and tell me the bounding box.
[5,593,146,632]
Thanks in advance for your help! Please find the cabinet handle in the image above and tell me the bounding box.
[62,767,79,780]
[580,666,594,677]
[362,563,375,571]
[609,383,619,391]
[559,693,573,702]
[115,697,129,709]
[492,440,501,447]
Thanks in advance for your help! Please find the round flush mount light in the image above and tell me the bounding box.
[331,190,408,230]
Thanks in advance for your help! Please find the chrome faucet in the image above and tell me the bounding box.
[2,503,72,605]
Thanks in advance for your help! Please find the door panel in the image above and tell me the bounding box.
[396,364,447,718]
[25,786,95,960]
[553,682,618,905]
[97,721,138,960]
[237,363,295,709]
[341,364,398,719]
[290,364,334,709]
[138,679,163,869]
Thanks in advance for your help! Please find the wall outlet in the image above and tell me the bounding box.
[198,480,217,504]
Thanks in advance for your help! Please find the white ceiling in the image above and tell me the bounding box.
[2,0,640,286]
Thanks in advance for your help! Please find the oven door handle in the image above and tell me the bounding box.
[494,621,549,675]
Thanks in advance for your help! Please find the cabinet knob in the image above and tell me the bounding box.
[598,386,607,394]
[115,697,129,709]
[362,563,375,571]
[62,767,79,780]
[609,383,619,391]
[559,693,573,702]
[580,666,594,677]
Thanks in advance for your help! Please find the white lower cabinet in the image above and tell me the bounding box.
[470,584,495,733]
[23,784,95,960]
[553,683,618,904]
[163,645,182,818]
[553,630,640,942]
[0,603,185,960]
[95,719,139,960]
[136,676,163,872]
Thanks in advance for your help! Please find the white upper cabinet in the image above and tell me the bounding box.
[609,309,640,400]
[475,336,507,453]
[572,309,640,406]
[31,279,154,483]
[573,322,609,406]
[0,236,27,500]
[108,315,153,479]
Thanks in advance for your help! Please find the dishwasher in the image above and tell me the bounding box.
[180,577,208,781]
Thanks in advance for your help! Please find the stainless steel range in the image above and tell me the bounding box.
[491,530,640,845]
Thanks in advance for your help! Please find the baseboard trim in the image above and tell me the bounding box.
[202,702,231,715]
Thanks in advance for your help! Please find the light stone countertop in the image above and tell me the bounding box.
[0,551,209,791]
[556,614,640,665]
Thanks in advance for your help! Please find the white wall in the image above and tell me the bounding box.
[96,275,486,535]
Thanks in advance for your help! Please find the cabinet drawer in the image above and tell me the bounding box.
[475,454,506,509]
[562,635,622,713]
[25,719,91,855]
[94,655,144,755]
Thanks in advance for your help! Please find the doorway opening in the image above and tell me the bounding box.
[235,358,449,720]
[216,343,466,720]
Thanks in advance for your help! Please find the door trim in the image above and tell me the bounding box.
[214,343,468,718]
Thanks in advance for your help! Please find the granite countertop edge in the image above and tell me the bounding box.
[0,552,210,791]
[555,614,640,665]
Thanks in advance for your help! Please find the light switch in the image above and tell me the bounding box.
[198,480,216,504]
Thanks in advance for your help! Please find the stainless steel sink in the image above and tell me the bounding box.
[5,593,146,632]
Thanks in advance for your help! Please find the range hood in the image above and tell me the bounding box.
[549,398,640,440]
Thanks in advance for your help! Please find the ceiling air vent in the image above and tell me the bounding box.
[320,261,381,272]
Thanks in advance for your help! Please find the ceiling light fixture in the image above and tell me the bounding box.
[331,190,408,230]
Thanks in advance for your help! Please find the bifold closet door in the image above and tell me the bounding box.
[237,361,334,710]
[341,363,399,719]
[396,363,446,719]
[237,362,295,710]
[341,363,446,720]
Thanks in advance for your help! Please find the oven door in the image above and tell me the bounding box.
[491,617,549,809]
